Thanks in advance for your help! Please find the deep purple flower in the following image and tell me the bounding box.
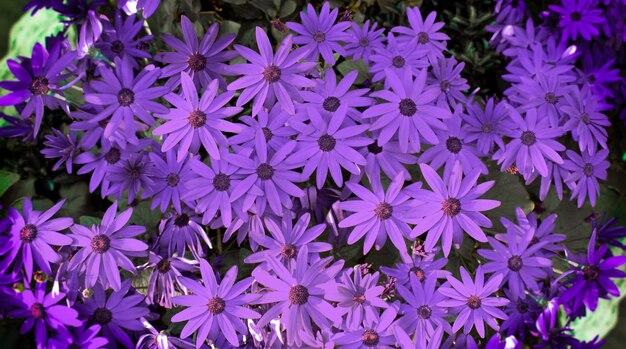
[579,53,621,100]
[105,150,155,204]
[228,27,317,116]
[287,3,350,64]
[549,0,604,42]
[562,85,610,154]
[507,73,567,128]
[406,162,500,257]
[357,138,418,184]
[67,201,148,290]
[380,253,450,288]
[429,57,469,108]
[24,0,63,14]
[0,199,73,281]
[462,98,514,155]
[70,105,140,150]
[155,16,237,89]
[593,214,626,250]
[228,103,296,154]
[362,68,450,153]
[145,253,197,308]
[332,307,398,348]
[41,129,77,173]
[48,324,109,349]
[499,207,564,257]
[146,150,194,213]
[0,113,34,142]
[369,33,428,88]
[157,208,211,260]
[56,0,105,55]
[531,299,579,348]
[439,266,509,338]
[562,149,609,207]
[96,12,151,62]
[343,20,385,64]
[391,8,449,64]
[9,283,81,349]
[172,260,260,347]
[500,289,542,339]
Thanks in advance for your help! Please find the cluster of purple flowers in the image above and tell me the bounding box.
[1,0,626,348]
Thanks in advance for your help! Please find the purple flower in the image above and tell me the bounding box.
[155,16,237,89]
[228,103,296,154]
[462,98,514,155]
[499,207,564,257]
[0,43,76,136]
[500,289,542,338]
[380,253,450,287]
[579,53,621,100]
[0,113,35,142]
[41,129,77,173]
[338,174,415,256]
[287,3,350,64]
[343,20,385,64]
[562,149,609,207]
[531,299,579,348]
[593,214,626,250]
[0,199,73,281]
[252,247,343,346]
[495,107,565,178]
[78,280,150,349]
[48,324,109,349]
[439,266,509,338]
[369,34,429,88]
[156,208,211,260]
[146,150,194,213]
[562,85,610,154]
[391,8,449,64]
[406,162,500,257]
[429,57,469,108]
[136,319,198,349]
[105,150,155,204]
[394,323,444,349]
[67,201,148,290]
[96,12,151,62]
[507,73,567,128]
[549,0,604,42]
[228,27,317,116]
[9,283,82,349]
[332,307,398,348]
[119,0,160,18]
[145,253,197,308]
[325,267,387,329]
[84,56,169,144]
[358,138,418,184]
[362,68,450,153]
[172,259,260,347]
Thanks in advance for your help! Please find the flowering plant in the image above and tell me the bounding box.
[1,0,626,348]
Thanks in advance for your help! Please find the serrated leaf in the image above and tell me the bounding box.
[0,170,20,198]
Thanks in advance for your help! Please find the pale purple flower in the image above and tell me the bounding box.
[145,252,197,308]
[391,8,450,64]
[228,103,296,154]
[41,129,77,173]
[429,57,469,108]
[562,149,609,207]
[461,98,514,155]
[343,20,385,64]
[562,85,610,154]
[146,150,194,213]
[157,208,211,260]
[332,307,398,348]
[369,33,429,88]
[105,150,155,204]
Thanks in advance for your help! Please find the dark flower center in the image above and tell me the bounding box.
[110,40,125,54]
[418,305,432,319]
[482,124,493,133]
[374,202,393,220]
[581,113,591,124]
[188,110,207,128]
[98,119,109,128]
[570,11,582,21]
[166,173,180,187]
[129,166,141,180]
[93,307,112,324]
[136,41,150,51]
[467,295,482,309]
[440,80,451,92]
[544,92,559,104]
[399,98,417,116]
[583,265,600,281]
[368,143,383,154]
[583,163,594,177]
[91,234,111,254]
[117,88,135,107]
[508,255,523,271]
[362,329,379,347]
[104,148,121,164]
[587,74,596,84]
[313,31,326,43]
[353,293,366,304]
[359,37,370,47]
[517,301,529,313]
[417,32,430,44]
[30,302,45,320]
[411,266,426,281]
[262,127,273,141]
[318,134,337,152]
[442,197,461,217]
[174,213,190,227]
[156,259,171,273]
[20,224,38,243]
[263,65,282,83]
[187,52,207,72]
[256,163,275,180]
[207,297,226,314]
[520,131,536,146]
[289,285,309,305]
[323,97,341,112]
[213,173,231,191]
[30,76,49,95]
[280,244,297,259]
[446,137,462,154]
[392,55,406,68]
[68,344,80,349]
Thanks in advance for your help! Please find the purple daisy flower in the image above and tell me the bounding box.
[500,289,542,338]
[507,73,567,128]
[357,138,418,184]
[156,208,211,260]
[429,57,469,108]
[548,0,604,42]
[394,323,444,349]
[9,283,82,349]
[287,106,371,188]
[396,274,450,348]
[325,267,387,330]
[172,259,260,347]
[439,266,509,338]
[362,68,450,153]
[579,53,621,100]
[70,106,140,151]
[146,150,194,213]
[369,33,429,88]
[228,27,317,116]
[339,174,415,256]
[392,8,450,64]
[287,2,350,64]
[105,150,155,204]
[48,324,109,349]
[145,252,197,308]
[228,103,296,154]
[0,199,73,281]
[96,12,151,62]
[136,318,199,349]
[0,113,34,142]
[153,72,242,161]
[332,307,398,348]
[343,20,385,64]
[593,214,626,250]
[78,279,150,349]
[84,56,169,144]
[245,213,331,268]
[223,207,265,251]
[499,207,564,257]
[380,253,450,288]
[0,43,76,136]
[562,85,610,154]
[67,201,148,290]
[406,162,500,257]
[495,107,565,178]
[41,128,77,173]
[155,16,237,89]
[252,247,343,346]
[531,299,579,348]
[562,149,609,207]
[461,98,514,155]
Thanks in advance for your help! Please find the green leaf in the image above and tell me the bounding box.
[336,59,370,84]
[482,170,534,233]
[0,170,20,198]
[58,182,90,219]
[79,216,102,227]
[129,200,163,231]
[132,267,152,295]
